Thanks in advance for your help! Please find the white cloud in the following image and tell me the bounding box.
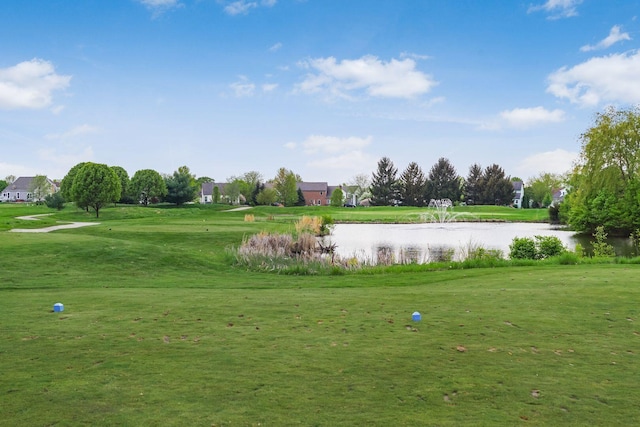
[262,0,277,7]
[45,124,99,140]
[500,106,566,128]
[528,0,583,19]
[307,150,377,175]
[37,146,95,178]
[300,135,373,154]
[547,50,640,106]
[262,83,278,92]
[0,59,71,110]
[224,1,258,15]
[517,149,579,177]
[229,76,255,97]
[137,0,182,16]
[295,55,437,99]
[284,142,296,150]
[268,42,282,52]
[580,25,631,52]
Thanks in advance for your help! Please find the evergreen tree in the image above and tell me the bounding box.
[398,162,426,206]
[296,188,306,206]
[370,157,399,206]
[479,164,514,205]
[426,157,461,202]
[464,163,483,205]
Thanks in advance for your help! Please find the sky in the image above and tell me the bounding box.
[1,0,640,185]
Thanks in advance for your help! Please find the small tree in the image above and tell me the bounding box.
[44,192,65,210]
[29,175,52,202]
[370,157,399,206]
[165,167,198,205]
[591,226,616,257]
[256,187,278,205]
[130,169,167,206]
[296,188,306,206]
[330,187,344,207]
[213,185,221,203]
[70,163,121,218]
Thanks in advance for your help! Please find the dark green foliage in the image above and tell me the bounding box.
[370,157,399,206]
[535,235,566,258]
[548,204,560,223]
[479,164,514,205]
[44,192,65,210]
[464,163,483,204]
[398,162,426,206]
[0,179,7,192]
[426,157,461,202]
[165,169,198,205]
[296,187,306,206]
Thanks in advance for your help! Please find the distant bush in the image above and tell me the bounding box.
[509,237,538,260]
[509,235,567,260]
[44,192,65,210]
[591,226,616,257]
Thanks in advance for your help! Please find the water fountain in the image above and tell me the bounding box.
[420,199,469,223]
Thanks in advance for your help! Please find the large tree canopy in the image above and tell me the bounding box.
[479,164,514,205]
[564,107,640,235]
[110,166,131,204]
[60,162,88,201]
[70,162,121,217]
[130,169,167,206]
[272,167,299,207]
[370,157,399,206]
[464,163,483,204]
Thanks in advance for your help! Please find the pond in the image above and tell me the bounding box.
[325,222,635,264]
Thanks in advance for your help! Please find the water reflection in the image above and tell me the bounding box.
[327,222,633,264]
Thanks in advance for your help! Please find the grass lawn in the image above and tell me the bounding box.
[1,203,639,426]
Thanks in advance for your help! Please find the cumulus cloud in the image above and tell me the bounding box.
[528,0,583,19]
[500,106,566,128]
[296,55,437,99]
[547,50,640,106]
[45,124,99,140]
[224,1,258,15]
[580,25,631,52]
[0,59,71,110]
[262,83,278,92]
[517,149,579,177]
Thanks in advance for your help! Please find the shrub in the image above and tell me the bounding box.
[509,237,537,260]
[592,226,616,257]
[44,192,65,210]
[535,235,566,259]
[244,214,255,222]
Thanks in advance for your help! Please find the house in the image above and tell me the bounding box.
[200,182,214,204]
[297,182,331,206]
[512,180,524,209]
[552,187,568,205]
[1,176,57,202]
[199,182,243,204]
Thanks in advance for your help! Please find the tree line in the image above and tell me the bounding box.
[369,156,515,207]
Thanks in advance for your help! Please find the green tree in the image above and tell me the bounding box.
[110,166,131,204]
[130,169,167,206]
[28,175,52,202]
[224,180,242,204]
[370,157,399,206]
[464,163,483,204]
[60,162,88,201]
[296,187,306,206]
[526,172,564,208]
[349,173,371,202]
[0,179,7,192]
[70,163,121,218]
[165,167,198,205]
[330,187,344,207]
[272,168,299,206]
[44,192,65,210]
[426,158,461,202]
[256,187,278,205]
[565,107,640,235]
[479,164,514,205]
[5,175,16,185]
[213,185,221,203]
[398,162,426,206]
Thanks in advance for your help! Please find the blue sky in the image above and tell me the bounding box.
[1,0,639,185]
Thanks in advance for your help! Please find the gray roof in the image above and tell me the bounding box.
[6,176,35,191]
[297,182,328,192]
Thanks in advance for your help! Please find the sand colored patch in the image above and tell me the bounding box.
[10,213,99,233]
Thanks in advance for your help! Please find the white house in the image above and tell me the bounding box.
[1,176,57,202]
[512,180,524,209]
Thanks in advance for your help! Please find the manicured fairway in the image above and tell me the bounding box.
[1,204,639,426]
